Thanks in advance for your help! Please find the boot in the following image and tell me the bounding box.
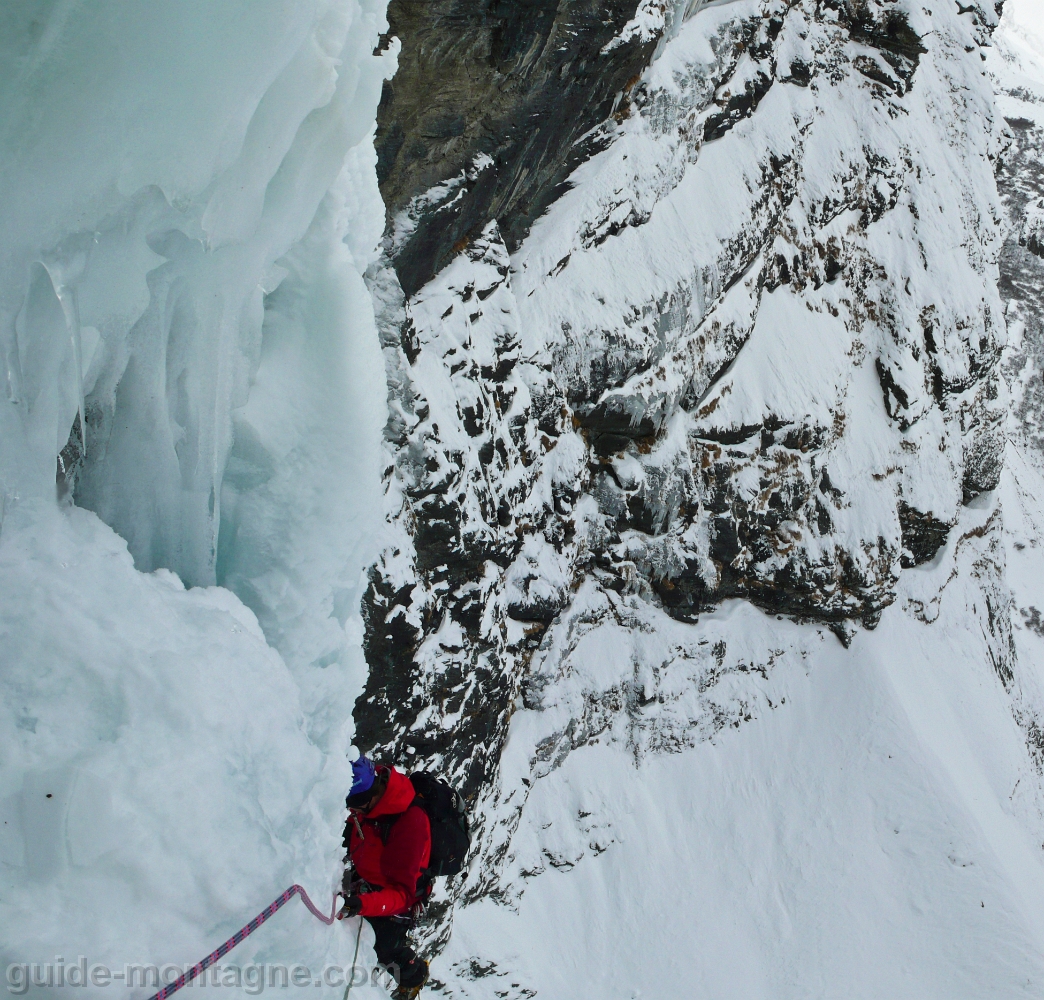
[389,956,428,999]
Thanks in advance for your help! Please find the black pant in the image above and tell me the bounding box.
[367,916,428,989]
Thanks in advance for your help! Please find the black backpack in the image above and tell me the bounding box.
[409,771,471,878]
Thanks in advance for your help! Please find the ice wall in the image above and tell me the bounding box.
[1,1,394,992]
[0,0,390,599]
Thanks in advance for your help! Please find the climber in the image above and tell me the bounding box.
[339,755,432,999]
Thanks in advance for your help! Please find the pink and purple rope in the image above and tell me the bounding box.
[145,885,341,1000]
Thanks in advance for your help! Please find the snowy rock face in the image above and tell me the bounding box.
[994,1,1044,459]
[991,0,1044,721]
[355,4,1044,989]
[358,0,1008,844]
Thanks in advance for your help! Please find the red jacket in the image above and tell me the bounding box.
[346,767,431,918]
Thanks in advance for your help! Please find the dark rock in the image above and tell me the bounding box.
[377,0,663,295]
[507,592,563,623]
[355,574,424,753]
[56,412,84,502]
[355,557,521,802]
[843,2,925,83]
[580,400,658,456]
[784,59,812,87]
[875,358,912,429]
[897,501,952,568]
[651,561,709,621]
[710,516,741,565]
[704,69,773,143]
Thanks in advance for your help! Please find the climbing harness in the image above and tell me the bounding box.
[145,884,341,1000]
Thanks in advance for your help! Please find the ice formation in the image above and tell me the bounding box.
[1,1,394,994]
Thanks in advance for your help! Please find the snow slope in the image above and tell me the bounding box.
[439,484,1044,998]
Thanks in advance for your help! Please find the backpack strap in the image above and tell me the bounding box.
[415,868,434,900]
[374,815,395,844]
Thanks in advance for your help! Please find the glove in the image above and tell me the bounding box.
[338,895,363,920]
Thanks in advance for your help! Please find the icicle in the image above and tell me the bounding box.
[40,260,86,458]
[2,310,24,406]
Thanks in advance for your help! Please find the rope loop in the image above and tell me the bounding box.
[146,885,341,1000]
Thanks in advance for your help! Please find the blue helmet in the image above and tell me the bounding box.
[348,755,376,804]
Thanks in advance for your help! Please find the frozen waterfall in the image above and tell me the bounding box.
[1,1,394,992]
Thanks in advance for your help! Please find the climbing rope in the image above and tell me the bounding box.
[145,885,341,1000]
[343,918,364,1000]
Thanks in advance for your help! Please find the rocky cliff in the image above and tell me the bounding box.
[355,0,1013,958]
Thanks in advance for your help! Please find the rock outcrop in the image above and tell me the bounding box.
[375,0,669,297]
